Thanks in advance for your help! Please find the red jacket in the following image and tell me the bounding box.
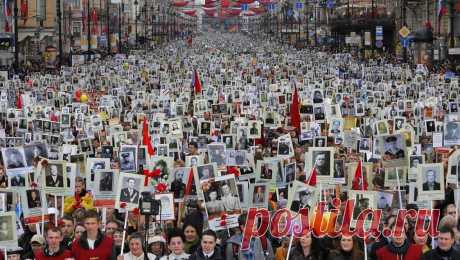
[34,248,73,260]
[71,231,115,260]
[376,243,423,260]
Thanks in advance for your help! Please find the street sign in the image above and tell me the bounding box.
[295,2,303,9]
[376,40,383,48]
[287,8,293,17]
[399,26,410,38]
[241,4,248,11]
[376,26,383,41]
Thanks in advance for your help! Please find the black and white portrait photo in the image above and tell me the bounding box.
[284,163,296,183]
[0,213,15,244]
[26,189,42,209]
[425,120,436,133]
[99,171,114,192]
[119,151,136,172]
[1,147,27,171]
[208,143,226,167]
[288,181,317,212]
[116,173,143,209]
[376,191,393,209]
[251,183,268,207]
[8,172,25,187]
[444,122,460,146]
[169,167,190,200]
[380,134,406,167]
[44,162,65,188]
[226,150,247,166]
[196,163,216,181]
[308,148,334,179]
[203,175,241,231]
[358,138,370,152]
[418,163,445,200]
[222,135,235,149]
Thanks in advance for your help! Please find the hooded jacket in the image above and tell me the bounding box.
[225,234,275,260]
[71,230,115,260]
[376,241,423,260]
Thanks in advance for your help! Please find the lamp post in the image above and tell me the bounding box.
[14,0,19,73]
[57,0,63,68]
[134,0,138,46]
[118,0,122,53]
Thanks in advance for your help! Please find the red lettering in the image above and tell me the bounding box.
[241,207,270,250]
[270,208,292,238]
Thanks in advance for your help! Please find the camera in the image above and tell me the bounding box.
[139,191,160,215]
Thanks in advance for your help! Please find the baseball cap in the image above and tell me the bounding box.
[31,234,45,245]
[148,235,166,244]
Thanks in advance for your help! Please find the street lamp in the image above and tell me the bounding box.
[134,0,138,46]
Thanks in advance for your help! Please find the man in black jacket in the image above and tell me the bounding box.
[189,230,222,260]
[422,226,460,260]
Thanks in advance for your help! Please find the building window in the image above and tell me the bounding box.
[71,0,80,9]
[72,21,82,37]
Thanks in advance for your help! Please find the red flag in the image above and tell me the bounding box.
[290,86,300,130]
[307,167,317,186]
[20,0,28,24]
[142,118,155,156]
[91,8,98,34]
[184,167,194,196]
[352,161,368,190]
[16,94,22,109]
[193,70,202,94]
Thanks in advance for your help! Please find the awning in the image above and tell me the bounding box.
[18,30,55,42]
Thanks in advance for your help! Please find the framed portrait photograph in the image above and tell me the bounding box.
[91,169,118,208]
[21,188,48,223]
[384,167,407,187]
[306,147,334,181]
[42,161,67,193]
[222,134,235,149]
[277,135,294,158]
[7,171,26,188]
[348,190,376,221]
[393,117,405,131]
[375,120,389,135]
[247,121,261,139]
[287,181,317,212]
[408,154,424,181]
[115,172,144,210]
[155,193,175,221]
[328,118,343,136]
[226,150,248,166]
[236,181,250,209]
[444,121,460,146]
[376,191,394,210]
[0,189,15,212]
[379,134,407,168]
[207,143,226,168]
[119,151,136,173]
[249,183,269,208]
[78,138,93,154]
[417,163,445,200]
[256,160,276,183]
[86,158,110,183]
[203,175,241,231]
[357,138,371,152]
[185,155,204,168]
[194,163,217,182]
[1,147,27,173]
[168,167,193,201]
[0,212,17,248]
[314,137,327,147]
[199,120,212,136]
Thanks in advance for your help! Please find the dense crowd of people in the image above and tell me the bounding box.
[0,32,459,260]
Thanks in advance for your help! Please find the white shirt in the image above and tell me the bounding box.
[159,252,190,260]
[122,252,156,260]
[203,251,214,258]
[87,239,95,250]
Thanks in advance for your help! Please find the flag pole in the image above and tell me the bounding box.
[395,168,403,209]
[360,160,368,260]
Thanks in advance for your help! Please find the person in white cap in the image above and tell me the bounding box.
[148,235,167,258]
